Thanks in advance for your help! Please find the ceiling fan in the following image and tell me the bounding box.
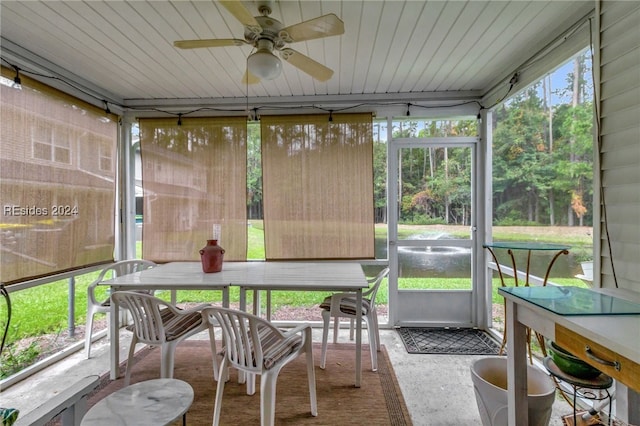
[174,0,345,83]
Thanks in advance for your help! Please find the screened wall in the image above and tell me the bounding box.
[261,113,375,260]
[138,117,248,262]
[0,67,118,285]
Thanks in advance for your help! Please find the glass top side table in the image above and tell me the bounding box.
[483,241,570,362]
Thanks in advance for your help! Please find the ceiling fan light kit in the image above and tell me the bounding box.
[173,0,344,83]
[247,39,282,80]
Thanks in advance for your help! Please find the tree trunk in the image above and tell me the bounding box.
[545,75,556,225]
[528,192,534,222]
[568,57,580,226]
[568,205,575,226]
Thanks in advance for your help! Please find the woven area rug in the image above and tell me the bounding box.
[78,340,412,426]
[397,327,502,355]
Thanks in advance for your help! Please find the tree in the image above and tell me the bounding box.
[246,122,262,219]
[493,85,553,223]
[552,103,594,225]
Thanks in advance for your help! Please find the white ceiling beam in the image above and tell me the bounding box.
[123,90,482,109]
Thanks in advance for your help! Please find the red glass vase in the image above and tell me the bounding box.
[199,239,225,273]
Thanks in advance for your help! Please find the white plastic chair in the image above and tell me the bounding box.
[84,259,157,358]
[111,291,209,386]
[201,306,317,426]
[319,267,389,372]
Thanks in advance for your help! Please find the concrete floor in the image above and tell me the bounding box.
[379,329,573,426]
[1,327,576,425]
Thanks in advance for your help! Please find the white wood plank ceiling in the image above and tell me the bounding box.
[1,0,594,114]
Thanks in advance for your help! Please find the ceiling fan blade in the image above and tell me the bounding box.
[219,0,262,35]
[280,48,333,82]
[174,39,247,49]
[279,14,345,43]
[242,69,261,85]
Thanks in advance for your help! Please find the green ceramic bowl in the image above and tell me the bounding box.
[547,340,602,379]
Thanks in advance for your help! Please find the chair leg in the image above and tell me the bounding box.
[207,327,222,382]
[161,342,175,379]
[84,310,95,359]
[365,316,378,371]
[372,308,381,352]
[212,358,228,426]
[332,316,339,344]
[247,373,256,395]
[124,334,138,386]
[261,370,279,426]
[304,337,318,417]
[320,311,331,369]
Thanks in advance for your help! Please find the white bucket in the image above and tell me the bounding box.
[470,357,556,426]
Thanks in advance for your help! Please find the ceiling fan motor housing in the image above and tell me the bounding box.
[244,15,285,50]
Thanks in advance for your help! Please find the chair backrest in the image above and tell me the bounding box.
[110,259,157,276]
[88,260,157,303]
[201,307,287,375]
[363,267,390,303]
[111,291,169,345]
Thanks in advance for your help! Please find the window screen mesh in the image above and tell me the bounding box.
[1,67,117,284]
[138,117,247,262]
[260,113,374,260]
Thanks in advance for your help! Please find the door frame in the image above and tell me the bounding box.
[387,134,481,327]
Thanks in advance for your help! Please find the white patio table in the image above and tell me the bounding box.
[99,261,369,387]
